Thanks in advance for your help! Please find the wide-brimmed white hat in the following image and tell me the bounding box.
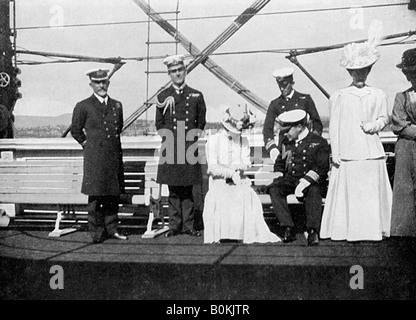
[221,105,256,134]
[340,20,383,69]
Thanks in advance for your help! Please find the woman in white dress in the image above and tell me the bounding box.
[203,105,281,244]
[320,21,392,241]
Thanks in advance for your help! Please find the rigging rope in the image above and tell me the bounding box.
[16,32,416,66]
[16,2,409,31]
[12,1,416,135]
[122,0,271,131]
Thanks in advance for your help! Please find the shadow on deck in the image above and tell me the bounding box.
[1,229,415,300]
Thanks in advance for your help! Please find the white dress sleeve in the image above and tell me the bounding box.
[329,91,342,157]
[240,136,252,172]
[371,89,389,133]
[206,134,235,178]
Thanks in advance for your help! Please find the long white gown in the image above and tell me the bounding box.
[320,86,392,241]
[203,130,281,244]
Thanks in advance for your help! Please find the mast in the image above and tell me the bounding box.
[123,0,271,131]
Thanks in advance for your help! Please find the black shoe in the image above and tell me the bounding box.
[219,239,241,243]
[110,232,128,240]
[165,230,180,237]
[92,237,104,244]
[307,229,319,246]
[282,226,296,243]
[184,230,201,237]
[271,224,282,236]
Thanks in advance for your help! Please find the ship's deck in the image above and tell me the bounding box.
[0,133,412,300]
[1,229,415,300]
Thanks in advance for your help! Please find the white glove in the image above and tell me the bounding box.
[232,170,241,185]
[270,148,280,163]
[295,178,311,198]
[332,154,341,166]
[274,172,284,179]
[249,113,257,126]
[274,131,280,146]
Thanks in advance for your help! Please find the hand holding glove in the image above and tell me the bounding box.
[361,121,376,134]
[361,119,386,134]
[332,154,341,166]
[295,178,311,198]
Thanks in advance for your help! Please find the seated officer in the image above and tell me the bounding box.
[266,109,330,246]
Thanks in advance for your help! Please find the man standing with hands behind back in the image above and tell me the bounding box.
[263,67,323,165]
[71,68,127,244]
[155,54,207,237]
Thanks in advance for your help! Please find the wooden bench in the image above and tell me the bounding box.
[248,151,395,207]
[0,158,169,238]
[246,160,313,205]
[142,160,170,238]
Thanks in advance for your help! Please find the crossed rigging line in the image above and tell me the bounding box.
[16,37,416,66]
[58,0,270,137]
[123,0,271,131]
[12,0,416,135]
[124,0,416,130]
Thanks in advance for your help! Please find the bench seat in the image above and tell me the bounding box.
[249,161,326,205]
[0,158,169,237]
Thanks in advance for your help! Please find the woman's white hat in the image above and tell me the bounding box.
[340,20,384,69]
[221,105,256,134]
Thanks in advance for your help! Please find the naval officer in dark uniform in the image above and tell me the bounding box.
[263,67,323,164]
[155,54,207,237]
[71,68,127,243]
[266,109,330,246]
[0,104,12,139]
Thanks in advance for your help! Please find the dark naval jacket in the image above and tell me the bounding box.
[263,90,323,154]
[274,131,330,187]
[71,94,125,196]
[155,84,206,186]
[0,104,12,139]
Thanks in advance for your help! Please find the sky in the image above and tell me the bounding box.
[12,0,416,125]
